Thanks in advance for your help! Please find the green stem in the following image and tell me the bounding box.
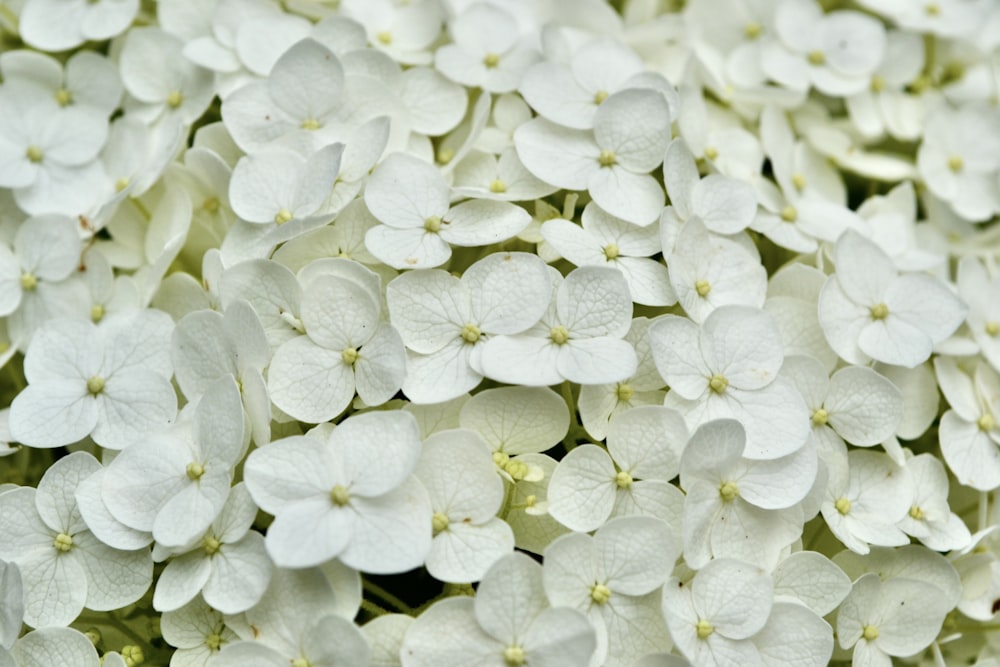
[76,611,155,655]
[360,598,391,618]
[559,381,580,451]
[362,579,413,615]
[951,623,1000,634]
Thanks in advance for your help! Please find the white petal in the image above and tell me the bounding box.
[547,444,617,532]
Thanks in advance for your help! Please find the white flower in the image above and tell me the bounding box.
[837,572,953,666]
[764,263,838,372]
[818,230,967,368]
[761,0,886,95]
[648,305,810,459]
[340,0,443,65]
[267,271,405,423]
[434,3,540,93]
[386,251,552,403]
[214,614,370,667]
[771,551,851,617]
[101,376,245,548]
[153,483,273,614]
[415,429,514,583]
[935,357,1000,491]
[0,214,88,348]
[0,560,22,649]
[0,452,152,628]
[400,552,597,667]
[479,265,637,387]
[544,516,677,667]
[821,449,911,554]
[2,627,100,667]
[18,0,139,52]
[897,453,971,552]
[9,310,176,449]
[0,49,122,117]
[243,410,432,573]
[547,406,687,534]
[541,201,675,307]
[917,103,1000,223]
[515,88,671,226]
[845,31,926,141]
[956,257,1000,372]
[662,558,773,666]
[363,152,530,270]
[161,597,239,667]
[679,419,814,570]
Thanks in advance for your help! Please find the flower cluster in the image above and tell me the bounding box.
[0,0,999,666]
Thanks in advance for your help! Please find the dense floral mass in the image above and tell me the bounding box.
[0,0,999,665]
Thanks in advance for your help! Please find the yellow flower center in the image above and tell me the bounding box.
[376,31,392,45]
[985,321,1000,336]
[709,374,728,394]
[870,75,886,92]
[835,496,851,515]
[342,347,359,365]
[744,22,763,39]
[979,413,996,432]
[909,505,925,520]
[603,243,620,260]
[704,146,719,160]
[90,304,106,323]
[550,326,570,345]
[115,176,130,192]
[274,208,293,225]
[202,197,220,213]
[53,532,74,552]
[598,149,617,167]
[87,376,105,396]
[424,215,442,233]
[330,484,350,506]
[695,279,712,297]
[291,659,312,667]
[593,90,609,104]
[122,644,145,666]
[615,470,633,489]
[503,646,525,666]
[780,205,798,223]
[461,323,481,343]
[20,272,37,290]
[590,583,612,605]
[862,625,880,641]
[807,50,826,65]
[489,179,507,193]
[205,633,223,651]
[432,511,450,535]
[812,408,829,426]
[791,173,807,191]
[55,88,73,106]
[615,382,634,402]
[870,303,889,320]
[696,619,715,639]
[166,91,184,109]
[504,459,530,481]
[948,155,964,172]
[186,462,205,481]
[301,118,321,131]
[203,534,222,555]
[925,3,940,15]
[483,53,501,68]
[719,481,739,502]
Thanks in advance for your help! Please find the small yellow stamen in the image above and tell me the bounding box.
[53,532,73,552]
[744,22,763,39]
[549,326,570,345]
[424,215,442,233]
[203,534,222,555]
[186,462,205,480]
[25,145,43,163]
[202,197,220,213]
[86,376,105,396]
[432,511,449,535]
[19,272,37,290]
[985,321,1000,336]
[615,383,634,402]
[503,646,525,666]
[301,118,321,131]
[791,173,807,191]
[719,481,739,502]
[948,155,964,172]
[55,88,73,106]
[436,147,455,165]
[504,460,530,481]
[330,484,350,506]
[780,205,798,223]
[870,303,889,320]
[291,659,311,667]
[812,408,829,426]
[603,243,620,260]
[708,374,728,394]
[598,149,617,167]
[807,50,825,66]
[342,347,358,365]
[862,625,880,641]
[909,505,925,520]
[835,496,851,515]
[115,177,130,192]
[590,583,612,605]
[90,304,105,323]
[696,619,715,639]
[695,280,711,297]
[704,146,719,160]
[489,179,507,193]
[979,413,996,432]
[205,633,223,651]
[615,470,633,489]
[376,31,392,45]
[925,3,940,16]
[122,645,145,667]
[460,323,481,343]
[274,209,293,225]
[166,91,184,109]
[593,90,609,104]
[483,53,501,68]
[870,75,886,92]
[493,451,510,468]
